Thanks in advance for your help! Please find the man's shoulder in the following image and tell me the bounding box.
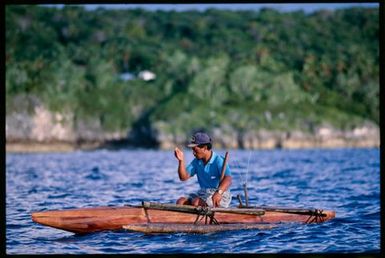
[212,152,224,164]
[213,151,224,159]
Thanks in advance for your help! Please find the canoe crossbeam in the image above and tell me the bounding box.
[142,201,265,216]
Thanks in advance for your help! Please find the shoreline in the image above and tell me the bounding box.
[6,141,380,153]
[5,142,102,153]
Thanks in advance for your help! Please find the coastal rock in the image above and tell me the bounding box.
[6,111,35,142]
[31,106,75,142]
[75,117,125,142]
[282,130,316,148]
[6,106,380,151]
[6,105,125,151]
[212,127,239,149]
[6,105,75,142]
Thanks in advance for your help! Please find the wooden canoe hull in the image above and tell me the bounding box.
[31,205,336,234]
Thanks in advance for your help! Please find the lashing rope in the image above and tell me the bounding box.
[193,207,219,225]
[142,204,151,223]
[305,209,325,223]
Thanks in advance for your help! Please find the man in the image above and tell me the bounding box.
[174,132,232,208]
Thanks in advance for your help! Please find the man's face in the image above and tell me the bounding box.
[191,145,207,159]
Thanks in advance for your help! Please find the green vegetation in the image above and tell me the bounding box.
[6,5,379,140]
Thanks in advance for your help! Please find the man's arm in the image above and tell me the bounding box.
[212,175,232,207]
[217,175,232,192]
[174,147,191,181]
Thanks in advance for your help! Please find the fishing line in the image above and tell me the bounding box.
[229,158,241,184]
[245,149,252,184]
[242,149,252,207]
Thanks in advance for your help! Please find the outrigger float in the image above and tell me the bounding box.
[31,201,336,234]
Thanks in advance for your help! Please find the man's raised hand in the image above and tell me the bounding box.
[174,147,184,162]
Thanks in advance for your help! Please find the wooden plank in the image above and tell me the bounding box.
[123,223,276,234]
[252,206,328,217]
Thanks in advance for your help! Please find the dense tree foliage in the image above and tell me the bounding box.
[6,5,379,139]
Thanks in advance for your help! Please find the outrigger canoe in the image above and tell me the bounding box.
[31,202,335,234]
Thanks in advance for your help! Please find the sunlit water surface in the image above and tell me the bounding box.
[6,148,380,254]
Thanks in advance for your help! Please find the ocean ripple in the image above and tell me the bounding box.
[6,148,380,254]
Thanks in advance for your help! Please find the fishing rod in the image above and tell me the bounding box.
[244,150,252,207]
[237,150,252,208]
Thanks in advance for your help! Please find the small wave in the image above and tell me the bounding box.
[341,166,366,172]
[85,167,108,180]
[272,168,296,178]
[6,148,380,254]
[6,224,26,230]
[47,193,71,199]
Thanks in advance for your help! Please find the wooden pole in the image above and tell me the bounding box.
[237,194,243,208]
[220,151,229,182]
[142,202,264,216]
[243,183,249,207]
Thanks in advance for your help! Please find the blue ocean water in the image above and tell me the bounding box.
[6,148,380,254]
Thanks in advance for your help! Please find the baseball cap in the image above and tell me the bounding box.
[187,132,212,147]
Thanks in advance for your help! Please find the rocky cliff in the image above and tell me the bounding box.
[6,105,380,152]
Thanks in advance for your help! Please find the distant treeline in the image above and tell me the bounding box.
[6,5,379,138]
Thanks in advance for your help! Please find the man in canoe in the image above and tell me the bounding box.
[174,132,232,208]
